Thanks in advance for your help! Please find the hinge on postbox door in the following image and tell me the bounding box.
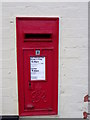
[84,95,90,102]
[83,112,90,119]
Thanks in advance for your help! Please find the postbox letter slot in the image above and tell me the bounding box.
[24,33,52,42]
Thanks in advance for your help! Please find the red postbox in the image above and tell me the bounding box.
[16,17,59,116]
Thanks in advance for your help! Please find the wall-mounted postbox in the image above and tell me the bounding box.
[16,17,59,116]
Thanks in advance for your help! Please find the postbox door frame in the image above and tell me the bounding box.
[16,17,59,116]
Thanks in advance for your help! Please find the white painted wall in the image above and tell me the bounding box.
[2,2,88,118]
[0,1,2,116]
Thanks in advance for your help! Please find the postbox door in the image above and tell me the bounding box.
[23,48,55,114]
[16,17,59,116]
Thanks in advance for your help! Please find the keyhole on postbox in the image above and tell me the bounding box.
[29,81,31,88]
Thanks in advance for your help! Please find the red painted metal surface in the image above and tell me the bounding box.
[16,17,59,116]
